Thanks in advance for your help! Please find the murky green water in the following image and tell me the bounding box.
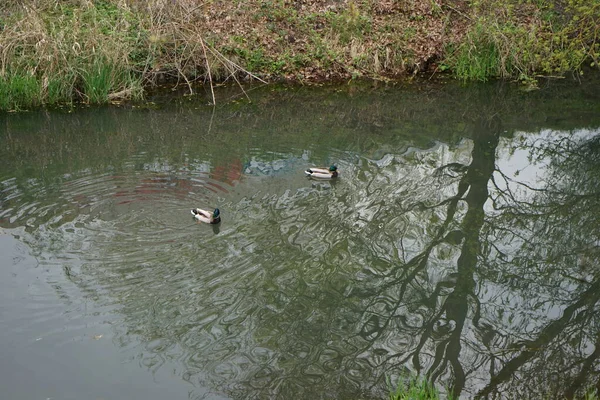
[1,78,600,400]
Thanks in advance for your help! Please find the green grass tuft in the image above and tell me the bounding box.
[388,375,451,400]
[446,23,501,82]
[45,73,76,106]
[81,60,117,104]
[0,73,42,111]
[80,59,142,104]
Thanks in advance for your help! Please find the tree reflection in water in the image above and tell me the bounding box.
[365,124,600,399]
[2,82,600,399]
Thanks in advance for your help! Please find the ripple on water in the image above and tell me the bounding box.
[1,142,479,399]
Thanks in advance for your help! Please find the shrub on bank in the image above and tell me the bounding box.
[444,0,599,82]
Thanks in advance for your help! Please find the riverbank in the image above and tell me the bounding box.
[0,0,598,110]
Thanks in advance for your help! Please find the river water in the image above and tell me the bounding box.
[1,78,599,399]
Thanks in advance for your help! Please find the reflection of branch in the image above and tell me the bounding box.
[369,123,502,397]
[476,278,600,399]
[485,219,533,244]
[382,306,447,372]
[489,171,557,216]
[492,168,600,219]
[419,194,465,211]
[564,332,600,399]
[435,162,469,178]
[359,175,470,388]
[494,168,548,193]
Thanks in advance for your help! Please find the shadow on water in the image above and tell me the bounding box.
[1,77,600,399]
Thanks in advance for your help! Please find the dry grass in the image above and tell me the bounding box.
[0,0,263,109]
[0,0,598,109]
[0,0,142,108]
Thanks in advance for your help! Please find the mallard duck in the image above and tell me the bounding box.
[305,165,339,179]
[191,208,221,224]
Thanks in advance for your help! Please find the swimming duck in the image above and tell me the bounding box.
[305,165,339,179]
[191,208,221,224]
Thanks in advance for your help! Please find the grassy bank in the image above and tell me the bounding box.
[0,0,598,110]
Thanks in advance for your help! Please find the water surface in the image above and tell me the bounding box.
[1,78,600,399]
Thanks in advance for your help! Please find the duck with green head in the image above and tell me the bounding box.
[191,208,221,224]
[305,165,339,179]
